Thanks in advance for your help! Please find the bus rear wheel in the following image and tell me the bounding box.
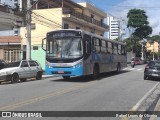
[116,64,121,74]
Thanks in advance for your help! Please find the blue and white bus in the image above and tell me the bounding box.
[42,29,127,79]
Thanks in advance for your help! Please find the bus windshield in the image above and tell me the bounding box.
[47,37,83,59]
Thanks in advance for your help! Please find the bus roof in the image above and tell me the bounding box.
[47,29,126,45]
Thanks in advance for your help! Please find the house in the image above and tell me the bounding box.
[0,36,22,62]
[146,41,159,53]
[20,0,109,69]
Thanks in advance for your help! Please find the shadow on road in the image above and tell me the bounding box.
[0,78,39,85]
[0,70,131,85]
[53,70,129,83]
[144,78,160,82]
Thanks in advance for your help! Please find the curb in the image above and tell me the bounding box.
[42,75,57,78]
[132,82,160,111]
[121,82,160,120]
[149,96,160,120]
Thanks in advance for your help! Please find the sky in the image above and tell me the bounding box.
[1,0,160,37]
[81,0,160,37]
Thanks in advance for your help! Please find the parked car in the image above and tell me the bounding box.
[0,60,43,83]
[144,60,160,80]
[0,59,7,69]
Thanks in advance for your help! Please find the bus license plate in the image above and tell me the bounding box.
[58,71,64,74]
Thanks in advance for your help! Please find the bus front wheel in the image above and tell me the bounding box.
[63,76,70,80]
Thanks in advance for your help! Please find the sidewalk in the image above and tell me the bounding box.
[123,82,160,120]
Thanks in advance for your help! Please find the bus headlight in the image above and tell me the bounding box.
[46,62,52,68]
[73,63,81,69]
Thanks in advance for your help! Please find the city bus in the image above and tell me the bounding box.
[42,29,127,79]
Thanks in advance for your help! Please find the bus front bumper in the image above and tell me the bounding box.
[45,65,83,76]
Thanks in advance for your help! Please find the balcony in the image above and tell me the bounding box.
[63,10,109,30]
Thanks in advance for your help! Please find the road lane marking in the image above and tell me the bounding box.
[129,68,136,70]
[121,82,160,120]
[0,80,98,111]
[136,69,143,71]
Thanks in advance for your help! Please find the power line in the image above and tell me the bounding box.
[111,5,160,9]
[32,12,62,27]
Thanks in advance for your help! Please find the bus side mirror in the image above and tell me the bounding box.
[42,38,46,51]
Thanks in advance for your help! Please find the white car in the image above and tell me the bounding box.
[0,60,43,83]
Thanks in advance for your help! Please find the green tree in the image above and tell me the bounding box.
[133,26,152,39]
[123,38,131,52]
[127,9,152,57]
[152,35,160,41]
[127,9,148,28]
[123,37,142,57]
[113,37,120,41]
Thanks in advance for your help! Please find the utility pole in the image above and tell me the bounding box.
[141,41,144,60]
[26,0,31,60]
[129,27,133,58]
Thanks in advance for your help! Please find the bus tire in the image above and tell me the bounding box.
[63,76,70,80]
[92,64,99,80]
[116,63,121,74]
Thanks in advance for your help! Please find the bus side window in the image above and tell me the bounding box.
[107,42,112,54]
[101,40,106,53]
[121,45,126,55]
[106,42,108,53]
[118,45,121,55]
[95,38,101,53]
[114,43,118,55]
[92,37,101,53]
[92,37,95,51]
[84,34,91,54]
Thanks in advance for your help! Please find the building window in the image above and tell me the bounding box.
[91,14,94,23]
[31,23,36,30]
[14,30,19,36]
[64,23,69,29]
[33,46,38,50]
[4,49,21,62]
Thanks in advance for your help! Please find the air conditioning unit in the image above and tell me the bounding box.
[14,29,19,36]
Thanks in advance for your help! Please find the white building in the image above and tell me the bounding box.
[106,15,120,40]
[0,0,22,36]
[0,0,19,7]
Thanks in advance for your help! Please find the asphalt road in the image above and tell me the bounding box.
[0,64,158,120]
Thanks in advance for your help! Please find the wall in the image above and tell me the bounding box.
[146,41,159,53]
[0,49,4,59]
[20,8,63,69]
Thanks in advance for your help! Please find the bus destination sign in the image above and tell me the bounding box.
[48,31,81,38]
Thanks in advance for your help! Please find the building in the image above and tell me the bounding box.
[20,0,109,69]
[0,1,23,62]
[146,41,159,53]
[0,36,22,62]
[106,15,125,40]
[0,1,23,31]
[0,0,15,7]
